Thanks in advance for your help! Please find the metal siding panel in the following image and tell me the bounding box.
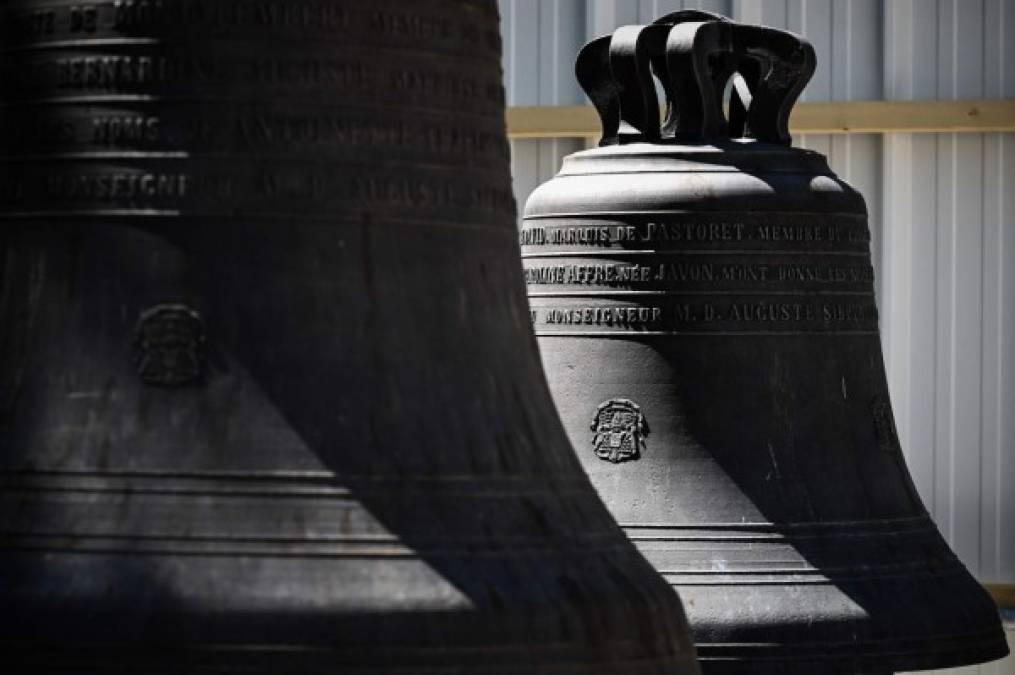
[843,0,883,99]
[1001,132,1015,583]
[981,131,1014,583]
[948,132,986,570]
[879,0,1015,594]
[509,139,542,223]
[984,0,1015,97]
[1005,0,1015,96]
[883,0,913,99]
[587,0,735,36]
[593,0,640,30]
[911,0,941,99]
[688,0,734,15]
[636,0,734,22]
[881,133,914,466]
[586,0,619,36]
[502,0,540,104]
[906,134,943,507]
[933,0,989,99]
[994,132,1015,583]
[933,133,957,542]
[500,0,586,106]
[937,0,955,99]
[985,0,1003,98]
[798,0,833,101]
[757,0,788,31]
[612,0,641,25]
[731,0,759,24]
[510,139,583,227]
[954,0,986,99]
[731,0,882,101]
[830,0,852,99]
[784,0,804,34]
[794,132,830,156]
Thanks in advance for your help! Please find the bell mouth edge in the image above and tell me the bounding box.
[692,625,1010,674]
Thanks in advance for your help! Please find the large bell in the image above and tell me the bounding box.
[522,13,1009,675]
[0,2,699,672]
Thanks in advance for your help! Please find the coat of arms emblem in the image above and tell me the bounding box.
[131,304,207,387]
[591,399,647,463]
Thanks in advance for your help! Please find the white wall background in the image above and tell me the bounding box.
[499,1,1015,672]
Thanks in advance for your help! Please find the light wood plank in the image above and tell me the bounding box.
[505,100,1015,138]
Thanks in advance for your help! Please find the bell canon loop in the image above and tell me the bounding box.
[524,13,1009,675]
[0,2,700,673]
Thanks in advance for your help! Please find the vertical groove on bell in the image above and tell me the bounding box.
[524,13,1008,675]
[0,2,699,672]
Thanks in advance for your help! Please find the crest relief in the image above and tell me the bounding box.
[591,399,648,463]
[131,304,207,387]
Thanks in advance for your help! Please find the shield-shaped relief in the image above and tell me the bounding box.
[131,304,207,387]
[591,399,648,463]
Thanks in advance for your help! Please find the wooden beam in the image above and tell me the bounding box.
[506,99,1015,139]
[793,99,1015,133]
[986,583,1015,609]
[507,106,600,139]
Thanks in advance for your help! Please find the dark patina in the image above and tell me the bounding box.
[0,2,699,672]
[524,12,1009,675]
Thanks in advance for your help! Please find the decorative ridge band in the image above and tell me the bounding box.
[0,532,631,559]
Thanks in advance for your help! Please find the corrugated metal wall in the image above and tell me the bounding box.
[499,2,1015,672]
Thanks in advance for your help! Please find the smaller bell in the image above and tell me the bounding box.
[523,12,1009,674]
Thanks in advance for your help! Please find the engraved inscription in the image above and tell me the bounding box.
[524,261,874,287]
[111,1,352,31]
[2,110,508,162]
[367,10,452,40]
[4,8,57,38]
[5,53,505,110]
[70,4,101,33]
[131,304,206,387]
[388,67,504,104]
[528,298,879,334]
[2,165,515,218]
[4,2,500,53]
[366,8,499,49]
[543,306,663,327]
[525,263,655,285]
[349,176,514,213]
[92,115,161,145]
[45,55,364,90]
[233,115,509,160]
[523,214,878,334]
[520,219,871,249]
[45,173,190,200]
[591,399,647,464]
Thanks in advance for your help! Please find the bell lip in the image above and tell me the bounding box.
[0,641,704,675]
[692,624,1010,673]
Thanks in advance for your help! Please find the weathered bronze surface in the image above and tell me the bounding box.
[0,2,700,672]
[523,13,1009,675]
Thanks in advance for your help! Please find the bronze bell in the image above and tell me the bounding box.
[522,12,1009,675]
[0,2,700,672]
